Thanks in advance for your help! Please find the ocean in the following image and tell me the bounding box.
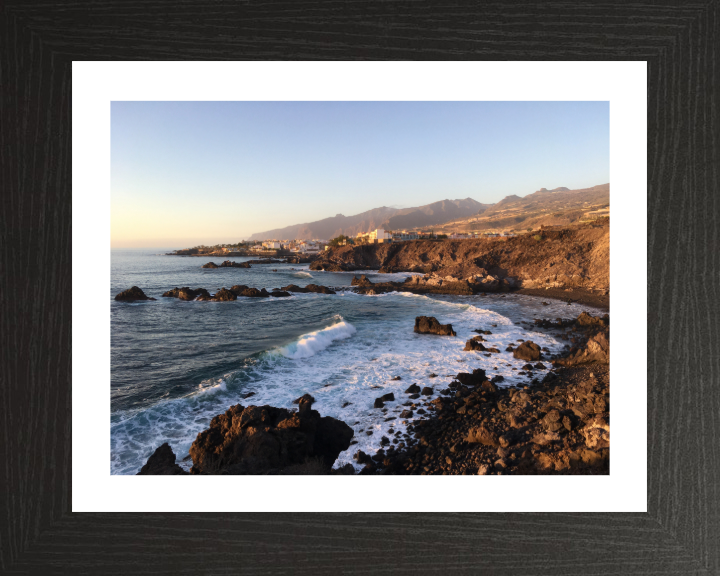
[110,249,596,475]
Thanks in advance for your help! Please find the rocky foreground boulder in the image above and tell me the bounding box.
[188,398,354,475]
[137,443,187,475]
[114,286,156,301]
[414,316,456,336]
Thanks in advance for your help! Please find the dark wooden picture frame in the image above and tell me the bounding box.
[2,2,718,574]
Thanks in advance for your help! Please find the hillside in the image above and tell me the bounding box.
[247,198,488,241]
[382,198,491,231]
[247,184,608,241]
[247,206,398,242]
[437,184,609,234]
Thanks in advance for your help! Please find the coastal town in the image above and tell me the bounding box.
[168,227,524,257]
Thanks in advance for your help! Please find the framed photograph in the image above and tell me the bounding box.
[4,4,718,574]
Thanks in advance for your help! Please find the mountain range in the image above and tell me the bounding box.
[247,184,609,241]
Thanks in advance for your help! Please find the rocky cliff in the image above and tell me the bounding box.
[311,221,609,293]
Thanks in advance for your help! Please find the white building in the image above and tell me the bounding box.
[391,231,418,241]
[295,240,323,254]
[262,240,282,250]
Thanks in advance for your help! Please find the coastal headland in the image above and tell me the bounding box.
[312,220,609,308]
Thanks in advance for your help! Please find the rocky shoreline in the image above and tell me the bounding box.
[312,221,609,294]
[114,280,608,312]
[137,311,610,476]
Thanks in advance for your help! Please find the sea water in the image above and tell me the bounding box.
[110,249,596,474]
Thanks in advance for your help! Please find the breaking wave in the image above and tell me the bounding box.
[277,317,357,359]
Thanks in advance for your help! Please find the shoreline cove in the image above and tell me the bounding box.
[111,225,610,476]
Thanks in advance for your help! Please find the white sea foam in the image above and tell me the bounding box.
[277,318,356,359]
[292,271,313,278]
[196,378,227,395]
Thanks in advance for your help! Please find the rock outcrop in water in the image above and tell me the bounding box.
[137,443,188,475]
[162,287,212,300]
[414,316,456,336]
[228,285,269,298]
[244,258,286,265]
[513,341,542,361]
[280,284,336,295]
[114,286,156,301]
[188,398,354,475]
[202,260,251,269]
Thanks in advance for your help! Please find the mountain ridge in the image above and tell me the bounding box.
[247,184,609,241]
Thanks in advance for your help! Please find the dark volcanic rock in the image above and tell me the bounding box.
[513,341,542,361]
[354,450,372,465]
[245,259,285,265]
[556,329,610,366]
[212,288,237,301]
[189,402,354,474]
[269,290,291,298]
[373,398,385,409]
[115,286,156,301]
[414,316,456,336]
[236,287,270,298]
[456,368,487,386]
[293,393,316,405]
[162,287,210,301]
[137,443,188,475]
[576,311,608,327]
[464,337,487,351]
[203,260,252,269]
[281,284,336,295]
[405,384,421,394]
[466,425,500,447]
[421,387,433,396]
[351,275,374,287]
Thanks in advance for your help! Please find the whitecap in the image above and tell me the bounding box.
[277,318,357,360]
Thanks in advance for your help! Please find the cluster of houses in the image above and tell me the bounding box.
[354,228,416,243]
[351,228,518,244]
[248,239,326,255]
[450,230,517,239]
[247,227,521,255]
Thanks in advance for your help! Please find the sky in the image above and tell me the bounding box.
[111,101,609,248]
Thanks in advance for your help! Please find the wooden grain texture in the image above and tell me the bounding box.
[1,1,718,574]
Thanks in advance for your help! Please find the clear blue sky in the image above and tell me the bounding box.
[111,101,609,248]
